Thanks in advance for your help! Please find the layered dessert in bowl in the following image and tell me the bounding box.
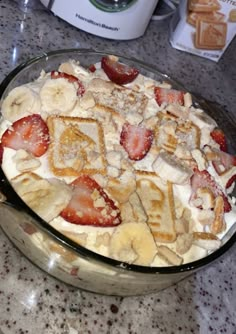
[0,49,235,296]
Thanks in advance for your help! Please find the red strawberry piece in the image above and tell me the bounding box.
[190,169,231,212]
[1,114,50,157]
[0,143,3,164]
[210,128,228,152]
[120,123,154,161]
[154,87,185,106]
[226,175,236,189]
[51,71,85,96]
[88,64,97,73]
[101,56,139,85]
[60,175,121,227]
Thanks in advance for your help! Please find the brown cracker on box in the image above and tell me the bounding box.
[212,11,225,22]
[187,11,225,27]
[229,9,236,22]
[195,20,227,50]
[188,0,221,13]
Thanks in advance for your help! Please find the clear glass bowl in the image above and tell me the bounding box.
[0,49,235,296]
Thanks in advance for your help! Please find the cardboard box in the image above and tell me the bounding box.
[169,0,236,62]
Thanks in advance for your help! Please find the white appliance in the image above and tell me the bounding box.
[40,0,159,40]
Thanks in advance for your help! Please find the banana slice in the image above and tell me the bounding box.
[39,78,77,114]
[189,109,217,130]
[109,222,157,266]
[1,86,41,122]
[153,151,193,184]
[11,172,73,222]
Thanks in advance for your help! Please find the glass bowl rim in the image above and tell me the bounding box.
[0,48,235,275]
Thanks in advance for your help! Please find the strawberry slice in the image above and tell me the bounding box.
[120,123,154,161]
[60,175,121,227]
[190,169,231,212]
[88,64,97,73]
[51,71,85,96]
[210,128,228,152]
[0,143,3,164]
[1,114,50,157]
[154,87,185,106]
[101,56,139,85]
[226,175,236,189]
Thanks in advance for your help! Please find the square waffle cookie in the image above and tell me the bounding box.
[47,116,107,176]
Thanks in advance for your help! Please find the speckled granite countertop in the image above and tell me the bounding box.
[0,1,236,333]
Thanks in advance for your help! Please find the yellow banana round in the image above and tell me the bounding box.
[109,222,157,266]
[39,78,77,114]
[2,86,41,122]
